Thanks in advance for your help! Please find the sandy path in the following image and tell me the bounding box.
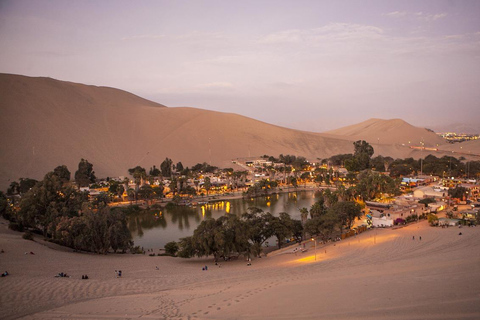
[1,219,479,320]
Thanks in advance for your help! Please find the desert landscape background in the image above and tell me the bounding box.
[1,73,478,189]
[1,215,479,319]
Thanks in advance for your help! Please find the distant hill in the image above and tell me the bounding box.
[324,118,446,147]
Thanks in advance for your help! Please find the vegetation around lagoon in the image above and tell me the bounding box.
[2,140,480,255]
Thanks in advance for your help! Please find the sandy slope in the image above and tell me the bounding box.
[1,217,479,320]
[0,73,355,189]
[1,73,474,190]
[324,118,446,147]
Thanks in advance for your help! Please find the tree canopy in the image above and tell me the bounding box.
[74,159,96,187]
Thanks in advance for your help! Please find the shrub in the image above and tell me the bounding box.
[8,221,24,232]
[419,198,436,207]
[130,246,143,254]
[22,231,34,240]
[406,214,418,223]
[427,213,439,226]
[164,241,179,256]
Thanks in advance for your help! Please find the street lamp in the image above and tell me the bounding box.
[311,238,317,261]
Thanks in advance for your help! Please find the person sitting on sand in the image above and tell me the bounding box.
[1,271,8,277]
[118,270,122,277]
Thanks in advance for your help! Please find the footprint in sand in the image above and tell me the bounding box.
[217,307,221,310]
[204,312,209,315]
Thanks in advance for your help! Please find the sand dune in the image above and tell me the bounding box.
[1,217,479,319]
[1,73,473,190]
[0,74,353,188]
[324,118,446,147]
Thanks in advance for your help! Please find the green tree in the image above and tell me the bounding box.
[204,177,212,196]
[329,201,362,234]
[128,166,147,187]
[149,165,161,177]
[355,170,400,201]
[139,185,155,204]
[309,199,327,218]
[289,176,298,188]
[165,241,179,256]
[92,192,110,208]
[242,208,275,251]
[345,140,374,172]
[161,158,173,177]
[176,162,184,172]
[0,191,12,220]
[304,210,339,241]
[19,172,86,237]
[271,212,294,249]
[74,159,96,187]
[427,213,439,226]
[53,165,71,183]
[448,186,467,200]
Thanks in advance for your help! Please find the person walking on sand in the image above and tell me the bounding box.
[413,236,415,240]
[420,236,422,240]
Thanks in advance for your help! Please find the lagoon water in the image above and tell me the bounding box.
[129,190,321,249]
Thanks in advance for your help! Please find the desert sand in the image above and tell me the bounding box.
[325,118,446,147]
[2,73,477,190]
[1,217,479,320]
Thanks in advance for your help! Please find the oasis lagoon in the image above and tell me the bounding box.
[128,190,323,249]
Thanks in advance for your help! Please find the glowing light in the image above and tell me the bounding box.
[201,206,205,217]
[226,201,230,213]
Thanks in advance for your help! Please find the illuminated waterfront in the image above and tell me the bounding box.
[129,190,321,249]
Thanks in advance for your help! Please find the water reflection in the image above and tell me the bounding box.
[129,190,320,249]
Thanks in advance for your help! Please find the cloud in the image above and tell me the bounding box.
[121,31,225,42]
[444,34,464,40]
[194,82,234,89]
[121,34,166,41]
[384,11,447,22]
[384,11,407,17]
[416,12,447,22]
[258,23,384,45]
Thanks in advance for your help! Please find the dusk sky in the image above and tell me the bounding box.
[1,0,479,132]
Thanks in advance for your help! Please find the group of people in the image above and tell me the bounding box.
[412,236,422,240]
[81,275,89,279]
[56,272,69,278]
